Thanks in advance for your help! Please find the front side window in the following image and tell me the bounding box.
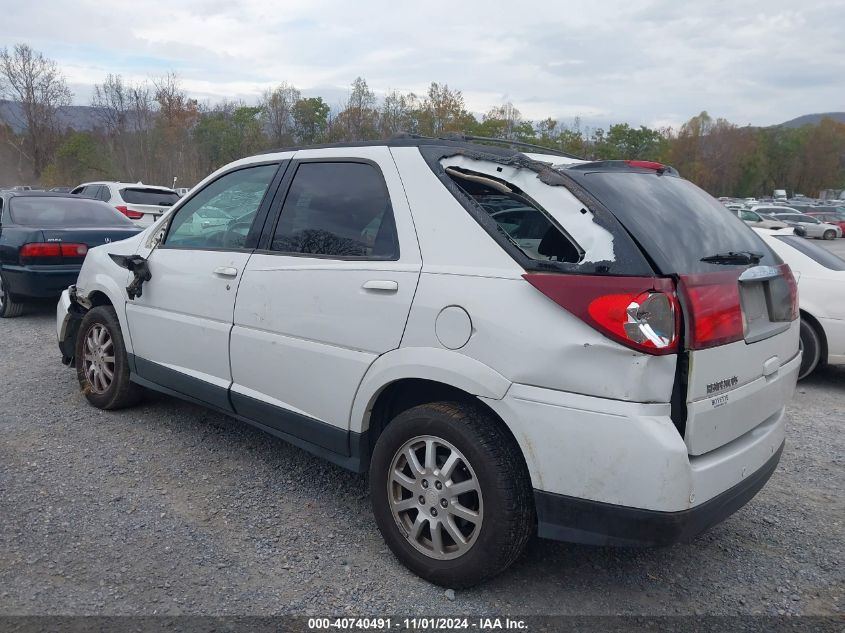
[165,164,277,250]
[270,162,398,259]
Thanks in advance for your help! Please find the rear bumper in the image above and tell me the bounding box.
[3,264,81,299]
[535,442,783,546]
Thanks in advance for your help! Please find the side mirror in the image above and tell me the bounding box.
[109,254,151,300]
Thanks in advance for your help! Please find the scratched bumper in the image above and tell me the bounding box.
[534,443,783,546]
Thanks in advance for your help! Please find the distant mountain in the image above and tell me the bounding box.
[0,100,101,133]
[777,112,845,128]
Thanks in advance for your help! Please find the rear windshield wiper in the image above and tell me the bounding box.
[700,251,764,265]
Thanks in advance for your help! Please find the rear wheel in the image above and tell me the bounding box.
[0,273,25,318]
[370,401,534,588]
[798,318,822,380]
[823,229,836,240]
[75,306,143,409]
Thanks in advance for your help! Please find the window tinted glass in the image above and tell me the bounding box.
[740,210,758,221]
[9,197,134,227]
[79,185,101,198]
[165,164,277,250]
[120,188,180,206]
[271,162,398,259]
[98,186,111,202]
[569,171,778,273]
[774,235,845,271]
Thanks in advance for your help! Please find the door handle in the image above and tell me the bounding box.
[213,266,239,277]
[362,280,398,292]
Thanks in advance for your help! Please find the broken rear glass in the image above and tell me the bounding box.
[440,155,615,266]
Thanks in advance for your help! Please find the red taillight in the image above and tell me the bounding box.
[624,160,666,171]
[522,273,679,355]
[678,271,744,350]
[20,242,88,263]
[20,243,62,258]
[116,205,144,220]
[60,243,88,257]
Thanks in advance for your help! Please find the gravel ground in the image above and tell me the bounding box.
[0,305,842,617]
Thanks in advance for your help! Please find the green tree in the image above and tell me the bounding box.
[415,82,475,137]
[42,131,113,185]
[292,97,330,144]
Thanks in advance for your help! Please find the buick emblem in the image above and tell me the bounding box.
[104,237,111,243]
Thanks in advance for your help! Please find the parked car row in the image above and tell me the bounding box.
[725,200,844,240]
[2,140,841,587]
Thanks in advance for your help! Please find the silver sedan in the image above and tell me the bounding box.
[768,213,843,240]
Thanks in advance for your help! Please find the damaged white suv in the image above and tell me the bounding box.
[57,138,800,586]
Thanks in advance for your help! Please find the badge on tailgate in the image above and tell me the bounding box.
[707,375,738,395]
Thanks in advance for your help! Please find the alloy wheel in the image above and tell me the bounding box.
[82,323,115,394]
[387,435,483,560]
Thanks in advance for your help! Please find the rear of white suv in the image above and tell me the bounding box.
[70,182,180,226]
[57,139,799,587]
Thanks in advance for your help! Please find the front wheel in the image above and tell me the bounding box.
[798,318,822,380]
[75,305,143,409]
[370,402,534,587]
[823,229,836,241]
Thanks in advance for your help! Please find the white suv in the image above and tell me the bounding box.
[57,140,800,586]
[70,181,180,226]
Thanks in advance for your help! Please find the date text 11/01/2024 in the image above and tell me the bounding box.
[307,617,528,630]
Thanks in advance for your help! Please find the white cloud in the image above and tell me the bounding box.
[2,0,843,127]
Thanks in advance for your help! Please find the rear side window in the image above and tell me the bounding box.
[120,188,180,207]
[774,235,845,271]
[444,169,583,264]
[270,162,398,259]
[79,185,101,199]
[567,171,780,274]
[9,197,134,227]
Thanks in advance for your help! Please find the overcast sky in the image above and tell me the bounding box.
[3,0,843,129]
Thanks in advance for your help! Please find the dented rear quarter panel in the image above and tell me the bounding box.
[400,272,677,403]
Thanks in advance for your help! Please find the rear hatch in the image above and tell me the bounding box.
[119,187,179,224]
[565,163,800,455]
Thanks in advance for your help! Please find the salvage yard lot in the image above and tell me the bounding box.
[1,299,843,616]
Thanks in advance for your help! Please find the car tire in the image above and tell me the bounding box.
[823,229,836,240]
[75,305,143,409]
[370,401,534,588]
[798,318,822,380]
[0,272,25,318]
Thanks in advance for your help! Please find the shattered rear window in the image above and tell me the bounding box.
[441,155,615,265]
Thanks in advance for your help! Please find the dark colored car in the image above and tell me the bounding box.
[0,192,141,317]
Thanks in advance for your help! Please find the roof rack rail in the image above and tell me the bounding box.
[439,134,584,161]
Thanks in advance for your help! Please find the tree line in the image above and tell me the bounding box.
[2,43,844,197]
